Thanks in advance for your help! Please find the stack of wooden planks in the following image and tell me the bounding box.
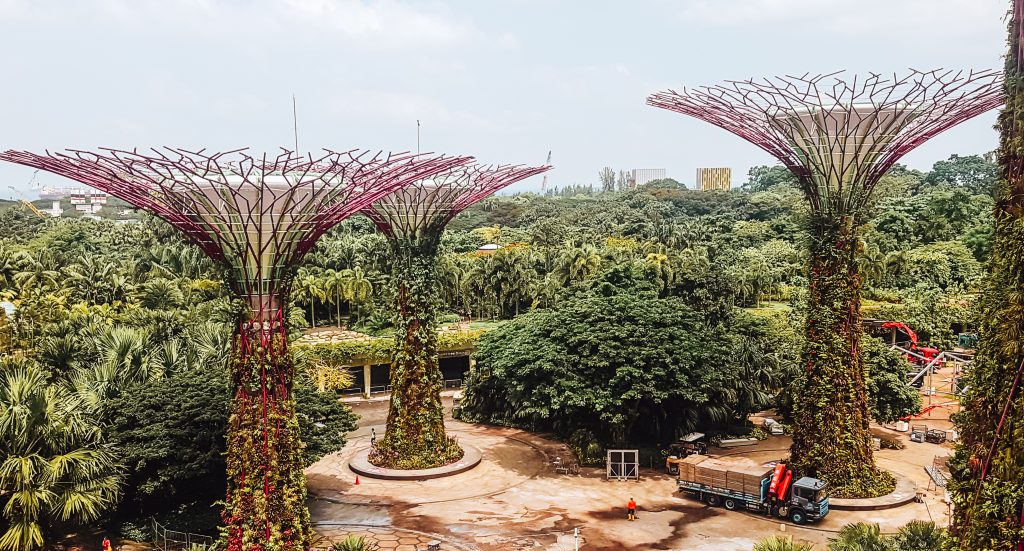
[678,455,771,496]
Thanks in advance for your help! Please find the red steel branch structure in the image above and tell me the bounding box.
[361,163,550,469]
[648,69,1002,493]
[0,147,470,550]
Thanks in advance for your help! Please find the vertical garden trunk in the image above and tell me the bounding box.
[790,217,887,497]
[950,4,1024,547]
[374,237,462,469]
[224,297,310,551]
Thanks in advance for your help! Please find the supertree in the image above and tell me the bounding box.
[361,163,550,469]
[648,69,1002,496]
[0,147,470,550]
[950,1,1024,547]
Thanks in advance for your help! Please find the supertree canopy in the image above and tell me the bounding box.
[0,147,471,550]
[648,69,1002,496]
[361,163,550,469]
[951,2,1024,547]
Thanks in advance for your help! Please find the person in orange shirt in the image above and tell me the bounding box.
[627,498,637,521]
[102,537,112,551]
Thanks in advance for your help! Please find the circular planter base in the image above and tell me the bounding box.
[828,472,918,511]
[349,445,482,481]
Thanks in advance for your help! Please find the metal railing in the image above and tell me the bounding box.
[151,518,214,551]
[892,346,972,393]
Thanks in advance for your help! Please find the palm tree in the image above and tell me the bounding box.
[0,358,121,551]
[36,334,81,374]
[827,523,890,551]
[437,253,468,316]
[65,256,119,304]
[555,244,602,286]
[343,267,373,324]
[77,326,158,405]
[487,249,536,317]
[644,252,675,295]
[132,278,185,311]
[189,321,232,369]
[293,270,327,328]
[13,253,58,295]
[857,241,887,289]
[731,334,780,417]
[323,269,347,327]
[754,536,816,551]
[0,246,17,292]
[464,257,495,319]
[889,520,945,551]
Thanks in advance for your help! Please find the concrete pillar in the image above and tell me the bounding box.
[362,364,372,399]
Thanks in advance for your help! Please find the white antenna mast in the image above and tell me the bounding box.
[541,151,552,189]
[292,94,300,156]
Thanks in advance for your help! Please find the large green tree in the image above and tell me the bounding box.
[458,291,775,445]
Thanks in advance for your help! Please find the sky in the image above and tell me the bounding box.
[0,0,1011,198]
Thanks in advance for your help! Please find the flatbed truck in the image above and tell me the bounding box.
[675,455,829,524]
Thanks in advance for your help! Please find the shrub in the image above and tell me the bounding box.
[329,535,380,551]
[889,520,946,550]
[569,429,605,466]
[879,437,905,450]
[754,536,816,551]
[827,523,889,551]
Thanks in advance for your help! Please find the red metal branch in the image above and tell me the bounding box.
[361,163,552,238]
[647,69,1003,212]
[0,147,474,301]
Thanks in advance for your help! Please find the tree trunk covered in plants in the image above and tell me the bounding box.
[790,216,889,497]
[223,300,310,551]
[950,5,1024,547]
[373,237,462,469]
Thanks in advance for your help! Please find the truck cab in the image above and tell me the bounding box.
[786,477,829,524]
[664,432,708,475]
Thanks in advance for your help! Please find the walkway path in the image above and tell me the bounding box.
[306,399,948,550]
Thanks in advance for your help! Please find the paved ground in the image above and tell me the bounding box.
[306,395,952,550]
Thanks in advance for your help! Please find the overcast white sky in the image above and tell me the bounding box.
[0,0,1011,197]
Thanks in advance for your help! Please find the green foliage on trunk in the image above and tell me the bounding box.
[949,7,1024,546]
[371,237,462,469]
[223,328,310,551]
[790,218,893,498]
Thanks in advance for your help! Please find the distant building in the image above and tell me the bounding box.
[477,243,502,254]
[40,187,105,216]
[630,168,667,189]
[72,191,106,215]
[696,167,732,191]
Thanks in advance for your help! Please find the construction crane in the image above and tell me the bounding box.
[27,169,41,191]
[8,182,46,218]
[541,151,551,190]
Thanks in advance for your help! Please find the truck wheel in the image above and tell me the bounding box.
[790,510,806,525]
[706,495,721,507]
[775,505,789,519]
[723,498,738,511]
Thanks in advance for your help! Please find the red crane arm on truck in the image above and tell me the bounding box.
[881,321,919,347]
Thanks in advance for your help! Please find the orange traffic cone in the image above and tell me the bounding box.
[355,475,360,485]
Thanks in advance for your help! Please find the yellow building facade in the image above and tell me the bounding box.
[696,167,731,191]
